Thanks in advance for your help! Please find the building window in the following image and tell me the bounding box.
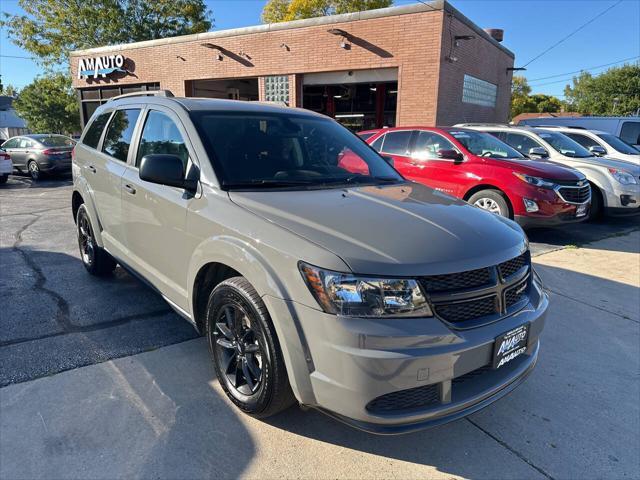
[462,75,497,108]
[78,83,159,127]
[264,76,290,105]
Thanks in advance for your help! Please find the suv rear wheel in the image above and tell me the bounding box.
[206,276,295,418]
[76,204,117,276]
[468,189,510,218]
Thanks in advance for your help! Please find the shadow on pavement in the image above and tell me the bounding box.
[1,173,72,190]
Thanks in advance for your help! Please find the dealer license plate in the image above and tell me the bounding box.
[576,203,588,217]
[493,324,529,369]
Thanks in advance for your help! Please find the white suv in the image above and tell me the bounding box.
[529,126,639,165]
[457,124,640,218]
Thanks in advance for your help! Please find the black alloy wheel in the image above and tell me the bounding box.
[76,204,117,276]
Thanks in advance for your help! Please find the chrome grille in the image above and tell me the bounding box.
[423,251,531,327]
[557,184,591,204]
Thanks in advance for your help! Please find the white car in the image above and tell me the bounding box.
[457,124,640,218]
[0,148,12,184]
[523,126,640,165]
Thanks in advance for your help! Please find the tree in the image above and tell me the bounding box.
[0,84,20,97]
[510,76,563,119]
[13,74,79,134]
[1,0,213,66]
[564,64,640,116]
[262,0,393,23]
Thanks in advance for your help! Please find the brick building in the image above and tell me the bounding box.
[70,1,515,130]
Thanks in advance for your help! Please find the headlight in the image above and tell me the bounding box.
[299,262,432,317]
[513,172,556,189]
[608,168,637,185]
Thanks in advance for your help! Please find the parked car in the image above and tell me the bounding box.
[72,91,548,433]
[0,148,12,184]
[515,125,639,165]
[358,126,590,228]
[0,134,75,180]
[517,116,640,149]
[458,124,640,218]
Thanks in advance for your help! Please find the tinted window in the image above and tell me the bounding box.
[536,131,592,158]
[1,138,19,148]
[412,131,457,159]
[38,135,75,147]
[102,109,141,162]
[381,131,412,155]
[370,134,384,152]
[190,112,403,190]
[504,133,542,154]
[83,112,112,149]
[137,111,189,169]
[565,133,600,150]
[620,121,640,145]
[358,132,375,141]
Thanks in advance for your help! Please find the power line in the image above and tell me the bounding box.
[528,56,640,83]
[0,55,35,59]
[522,0,624,68]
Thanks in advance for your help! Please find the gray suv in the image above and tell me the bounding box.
[72,91,548,433]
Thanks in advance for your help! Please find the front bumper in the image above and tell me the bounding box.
[603,183,640,214]
[278,277,548,434]
[510,185,589,228]
[515,211,588,228]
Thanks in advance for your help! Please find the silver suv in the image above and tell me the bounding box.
[72,92,548,433]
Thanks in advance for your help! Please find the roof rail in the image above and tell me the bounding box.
[108,90,174,102]
[454,123,511,127]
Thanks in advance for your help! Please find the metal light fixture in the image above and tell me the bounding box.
[454,34,475,47]
[201,43,224,61]
[328,28,350,49]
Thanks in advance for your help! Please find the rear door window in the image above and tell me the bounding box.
[102,109,141,162]
[620,122,640,146]
[380,131,413,156]
[83,112,113,149]
[136,111,189,171]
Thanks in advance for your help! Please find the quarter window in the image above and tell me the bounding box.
[381,131,412,156]
[136,111,189,170]
[83,112,113,150]
[102,109,141,162]
[370,134,384,152]
[412,131,457,159]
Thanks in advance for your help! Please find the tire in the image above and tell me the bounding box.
[0,175,7,185]
[588,183,604,221]
[206,276,295,418]
[468,189,511,218]
[27,160,42,181]
[76,204,117,276]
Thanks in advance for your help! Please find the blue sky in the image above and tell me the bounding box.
[1,0,638,98]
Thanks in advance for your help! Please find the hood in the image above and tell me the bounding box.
[496,158,582,180]
[230,182,527,277]
[604,153,640,166]
[560,154,640,173]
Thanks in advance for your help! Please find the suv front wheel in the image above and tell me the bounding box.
[76,204,117,276]
[206,277,295,418]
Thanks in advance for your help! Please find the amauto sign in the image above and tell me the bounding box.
[77,55,127,79]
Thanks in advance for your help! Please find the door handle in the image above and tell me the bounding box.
[123,184,136,195]
[87,165,96,173]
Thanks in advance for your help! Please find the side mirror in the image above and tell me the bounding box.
[528,147,549,158]
[589,145,606,156]
[139,154,197,192]
[381,155,395,167]
[437,149,463,162]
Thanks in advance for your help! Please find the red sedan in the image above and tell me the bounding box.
[352,127,591,228]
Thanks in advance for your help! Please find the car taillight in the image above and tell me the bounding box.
[42,149,66,155]
[0,153,9,160]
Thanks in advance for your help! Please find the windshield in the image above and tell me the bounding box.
[536,130,592,158]
[597,133,640,155]
[190,112,404,190]
[37,135,75,147]
[448,130,524,159]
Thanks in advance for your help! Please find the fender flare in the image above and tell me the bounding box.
[72,177,105,247]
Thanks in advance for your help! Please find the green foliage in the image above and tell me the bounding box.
[1,0,213,66]
[262,0,392,23]
[13,74,79,134]
[510,76,563,119]
[563,64,640,116]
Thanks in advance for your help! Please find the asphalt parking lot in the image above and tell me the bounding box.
[1,174,639,479]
